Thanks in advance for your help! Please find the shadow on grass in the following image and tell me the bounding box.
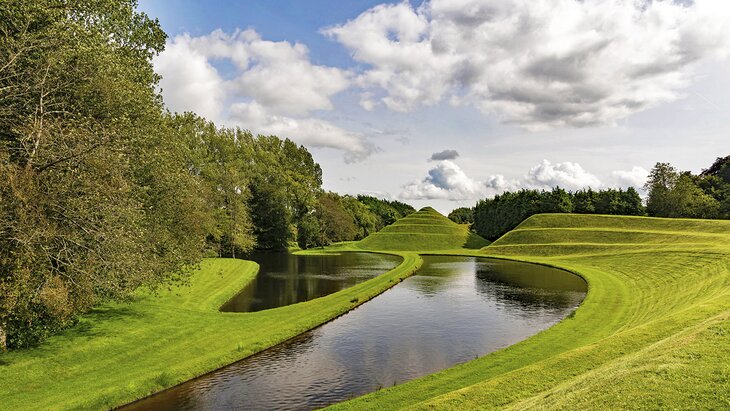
[61,305,147,340]
[463,232,491,249]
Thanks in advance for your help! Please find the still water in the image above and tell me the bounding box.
[221,252,402,312]
[123,255,586,411]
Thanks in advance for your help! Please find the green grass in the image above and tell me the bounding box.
[0,255,422,410]
[2,211,728,410]
[357,207,490,251]
[332,213,730,410]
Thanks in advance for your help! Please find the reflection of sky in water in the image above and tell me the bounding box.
[123,256,586,411]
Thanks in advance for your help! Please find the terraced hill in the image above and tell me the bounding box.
[339,213,730,410]
[357,207,490,251]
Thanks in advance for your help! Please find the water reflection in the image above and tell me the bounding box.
[221,252,402,312]
[122,256,586,411]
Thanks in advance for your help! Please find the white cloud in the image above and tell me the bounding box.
[484,174,521,193]
[229,102,377,163]
[611,166,649,189]
[400,160,484,200]
[154,34,225,121]
[400,158,603,201]
[154,29,371,161]
[325,0,730,129]
[524,159,602,191]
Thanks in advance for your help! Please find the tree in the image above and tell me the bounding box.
[573,189,598,214]
[666,174,720,219]
[645,162,721,219]
[448,207,474,224]
[540,187,574,213]
[0,0,207,349]
[356,195,415,230]
[296,214,322,250]
[341,195,379,240]
[645,162,679,217]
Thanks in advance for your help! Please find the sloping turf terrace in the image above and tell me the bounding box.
[357,207,490,251]
[334,213,730,410]
[0,210,728,410]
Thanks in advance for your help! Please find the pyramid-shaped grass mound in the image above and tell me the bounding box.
[358,207,490,251]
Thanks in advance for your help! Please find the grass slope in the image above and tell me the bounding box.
[333,214,730,410]
[0,256,422,410]
[357,207,490,251]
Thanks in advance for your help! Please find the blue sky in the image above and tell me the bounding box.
[139,1,402,67]
[138,0,730,213]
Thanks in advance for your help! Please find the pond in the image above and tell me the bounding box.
[122,255,586,411]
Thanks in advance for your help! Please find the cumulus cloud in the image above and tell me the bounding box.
[611,166,649,189]
[324,0,730,129]
[400,158,604,201]
[401,160,485,200]
[230,102,378,163]
[523,160,602,191]
[429,149,460,161]
[154,35,225,121]
[154,29,374,161]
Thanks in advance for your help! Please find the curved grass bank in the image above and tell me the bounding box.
[2,212,728,410]
[332,214,730,410]
[0,255,422,410]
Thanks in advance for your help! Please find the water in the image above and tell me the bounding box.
[122,256,586,411]
[220,251,402,312]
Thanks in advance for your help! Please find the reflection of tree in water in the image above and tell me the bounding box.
[221,252,401,312]
[474,259,586,317]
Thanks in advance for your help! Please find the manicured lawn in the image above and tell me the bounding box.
[357,207,491,251]
[2,210,728,410]
[333,214,730,410]
[0,255,421,410]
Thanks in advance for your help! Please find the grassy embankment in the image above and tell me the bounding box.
[0,255,422,410]
[3,208,728,410]
[334,213,730,410]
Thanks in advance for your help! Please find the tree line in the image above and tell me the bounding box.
[0,1,413,350]
[645,157,730,219]
[468,156,729,241]
[472,187,644,240]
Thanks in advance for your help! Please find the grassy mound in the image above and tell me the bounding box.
[357,207,490,251]
[337,214,730,410]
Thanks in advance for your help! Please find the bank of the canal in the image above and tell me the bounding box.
[0,254,422,410]
[121,256,586,411]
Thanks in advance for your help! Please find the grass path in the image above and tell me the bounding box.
[0,255,422,410]
[332,214,730,410]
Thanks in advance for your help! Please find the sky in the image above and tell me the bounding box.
[138,0,730,214]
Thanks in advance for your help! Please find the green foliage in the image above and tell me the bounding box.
[0,0,327,348]
[341,196,379,240]
[297,192,377,249]
[473,187,645,241]
[296,214,322,250]
[356,195,416,229]
[447,207,474,224]
[248,135,322,249]
[645,161,725,219]
[0,0,206,348]
[315,193,357,245]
